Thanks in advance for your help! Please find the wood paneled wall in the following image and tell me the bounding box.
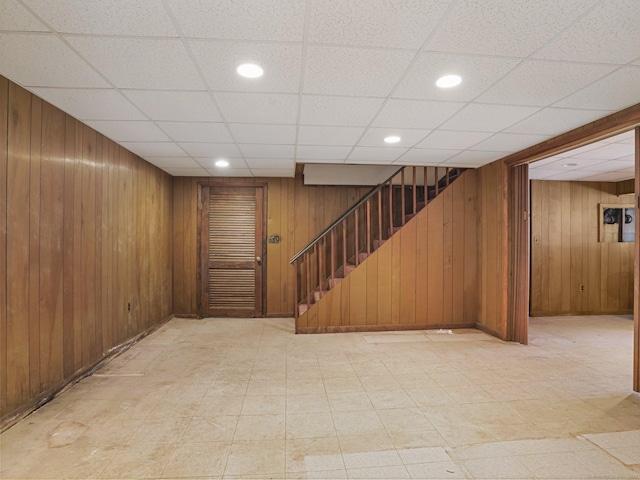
[0,77,173,424]
[530,180,634,316]
[476,160,509,339]
[172,175,370,317]
[298,170,478,332]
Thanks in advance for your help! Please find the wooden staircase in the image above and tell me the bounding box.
[291,166,465,319]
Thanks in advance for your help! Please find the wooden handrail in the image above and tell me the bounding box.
[290,166,403,264]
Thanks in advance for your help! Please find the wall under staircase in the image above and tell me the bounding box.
[297,169,479,333]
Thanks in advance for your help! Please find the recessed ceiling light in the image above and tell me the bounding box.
[215,159,229,167]
[436,74,462,88]
[561,163,578,167]
[237,63,263,78]
[384,136,401,144]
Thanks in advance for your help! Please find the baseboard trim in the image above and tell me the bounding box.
[1,314,174,433]
[530,310,633,317]
[173,313,202,319]
[265,313,294,318]
[296,322,475,334]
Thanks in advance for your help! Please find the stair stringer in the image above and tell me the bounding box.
[296,169,478,334]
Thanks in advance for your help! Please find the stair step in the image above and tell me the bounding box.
[298,303,309,316]
[329,277,343,288]
[405,213,415,222]
[349,252,369,264]
[335,264,356,278]
[373,239,385,250]
[313,289,327,302]
[388,226,401,236]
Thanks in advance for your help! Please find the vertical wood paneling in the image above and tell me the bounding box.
[28,96,41,397]
[0,77,7,413]
[530,179,634,315]
[1,78,173,425]
[476,161,508,339]
[300,171,478,332]
[399,219,417,325]
[6,82,31,411]
[39,102,64,392]
[173,176,372,317]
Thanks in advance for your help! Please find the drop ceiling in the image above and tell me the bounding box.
[1,0,639,178]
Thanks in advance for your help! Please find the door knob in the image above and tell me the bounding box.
[256,256,262,265]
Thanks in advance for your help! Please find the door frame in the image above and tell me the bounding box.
[197,182,267,318]
[503,104,640,391]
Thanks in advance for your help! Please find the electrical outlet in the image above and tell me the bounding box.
[533,235,540,244]
[580,285,585,292]
[127,301,131,312]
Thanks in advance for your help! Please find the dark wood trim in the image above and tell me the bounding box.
[617,179,635,196]
[634,126,640,392]
[265,313,294,318]
[173,314,202,319]
[503,102,640,167]
[296,322,476,334]
[1,314,174,433]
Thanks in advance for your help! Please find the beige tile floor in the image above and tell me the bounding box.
[2,315,640,479]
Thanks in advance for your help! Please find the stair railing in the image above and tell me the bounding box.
[290,166,464,318]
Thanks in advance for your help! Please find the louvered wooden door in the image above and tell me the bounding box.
[200,186,264,317]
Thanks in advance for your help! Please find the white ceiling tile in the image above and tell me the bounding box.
[215,93,298,124]
[23,0,177,36]
[358,128,430,148]
[207,168,253,177]
[85,120,170,142]
[190,40,302,93]
[578,160,635,173]
[245,159,295,169]
[471,133,552,152]
[348,147,408,163]
[571,143,634,160]
[552,142,603,158]
[303,46,415,97]
[476,60,616,107]
[157,122,232,143]
[583,172,634,182]
[553,67,640,112]
[120,142,186,157]
[447,150,505,165]
[537,158,604,169]
[165,0,305,41]
[239,144,295,158]
[426,0,598,57]
[505,108,613,136]
[163,167,209,177]
[178,143,241,157]
[394,52,519,102]
[144,157,200,168]
[533,0,640,64]
[66,36,204,90]
[0,33,108,88]
[540,170,595,181]
[308,0,449,49]
[250,168,295,178]
[529,168,569,180]
[441,104,540,132]
[0,0,48,31]
[299,95,384,126]
[300,158,347,164]
[298,126,365,146]
[373,99,465,129]
[123,90,222,122]
[416,130,493,150]
[396,148,459,164]
[30,88,146,121]
[608,131,636,143]
[296,146,352,161]
[228,124,297,144]
[196,157,247,169]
